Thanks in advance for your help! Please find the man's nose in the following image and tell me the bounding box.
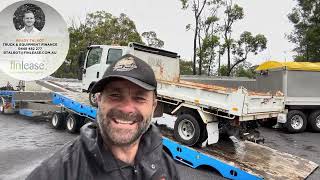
[118,98,136,113]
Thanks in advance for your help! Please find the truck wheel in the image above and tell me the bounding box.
[66,114,82,133]
[286,110,307,133]
[89,92,98,107]
[174,114,201,146]
[51,112,66,129]
[308,110,320,132]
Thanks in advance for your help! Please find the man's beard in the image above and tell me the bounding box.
[97,107,152,146]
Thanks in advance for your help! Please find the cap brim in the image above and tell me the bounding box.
[90,75,156,94]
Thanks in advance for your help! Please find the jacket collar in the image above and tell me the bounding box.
[80,123,163,173]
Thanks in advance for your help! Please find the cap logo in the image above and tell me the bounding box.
[113,57,137,72]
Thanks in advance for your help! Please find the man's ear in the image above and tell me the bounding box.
[152,99,157,111]
[96,93,101,105]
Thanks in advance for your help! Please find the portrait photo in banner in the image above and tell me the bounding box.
[0,0,69,81]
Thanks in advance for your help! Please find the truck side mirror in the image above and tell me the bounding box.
[78,51,85,67]
[82,68,86,74]
[77,68,83,80]
[77,52,86,80]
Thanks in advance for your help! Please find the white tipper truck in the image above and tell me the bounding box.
[80,43,285,146]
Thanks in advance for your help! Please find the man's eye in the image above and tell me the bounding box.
[135,96,146,101]
[109,93,121,98]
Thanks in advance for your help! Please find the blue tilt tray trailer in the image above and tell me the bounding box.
[0,90,318,180]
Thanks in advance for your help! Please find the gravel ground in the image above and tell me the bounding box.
[0,114,318,180]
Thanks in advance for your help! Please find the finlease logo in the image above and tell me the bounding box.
[10,60,45,71]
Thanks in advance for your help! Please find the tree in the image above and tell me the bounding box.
[288,0,320,62]
[217,64,229,76]
[220,0,244,74]
[218,63,256,78]
[142,31,164,48]
[233,62,256,78]
[180,0,222,75]
[229,31,267,75]
[218,1,267,76]
[53,11,144,78]
[181,0,207,75]
[198,33,220,75]
[197,15,220,75]
[180,60,194,75]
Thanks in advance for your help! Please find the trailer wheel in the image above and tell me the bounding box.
[51,112,66,129]
[286,110,307,133]
[89,92,98,107]
[308,110,320,132]
[174,114,201,146]
[66,114,82,133]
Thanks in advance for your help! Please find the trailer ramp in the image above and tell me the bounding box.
[159,125,318,180]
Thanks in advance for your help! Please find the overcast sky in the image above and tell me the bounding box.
[1,0,297,66]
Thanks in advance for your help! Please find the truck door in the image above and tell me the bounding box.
[82,47,103,91]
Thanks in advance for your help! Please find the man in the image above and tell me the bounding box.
[19,10,40,34]
[27,54,180,180]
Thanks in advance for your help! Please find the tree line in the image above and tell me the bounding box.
[180,0,267,76]
[53,0,319,79]
[52,11,163,78]
[288,0,320,62]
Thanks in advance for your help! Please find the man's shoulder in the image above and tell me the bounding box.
[33,27,40,32]
[42,137,81,165]
[51,137,82,162]
[161,149,178,168]
[43,123,97,164]
[26,123,100,180]
[158,148,181,179]
[19,27,25,32]
[26,138,83,180]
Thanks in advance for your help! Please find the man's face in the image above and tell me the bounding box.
[97,79,157,146]
[23,12,35,27]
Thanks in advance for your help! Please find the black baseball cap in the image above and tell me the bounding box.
[90,54,157,94]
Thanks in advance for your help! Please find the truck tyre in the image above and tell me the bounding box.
[51,112,66,129]
[174,114,201,146]
[89,92,98,107]
[286,110,307,133]
[308,110,320,132]
[66,114,82,133]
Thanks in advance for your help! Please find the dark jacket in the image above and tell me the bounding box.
[26,123,180,180]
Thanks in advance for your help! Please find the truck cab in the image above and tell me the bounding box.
[81,45,129,92]
[80,43,180,105]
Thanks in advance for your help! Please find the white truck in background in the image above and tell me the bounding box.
[182,61,320,133]
[255,61,320,133]
[80,43,285,146]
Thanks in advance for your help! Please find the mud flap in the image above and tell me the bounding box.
[206,121,219,145]
[277,113,287,123]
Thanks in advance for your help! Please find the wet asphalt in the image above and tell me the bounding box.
[0,114,318,180]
